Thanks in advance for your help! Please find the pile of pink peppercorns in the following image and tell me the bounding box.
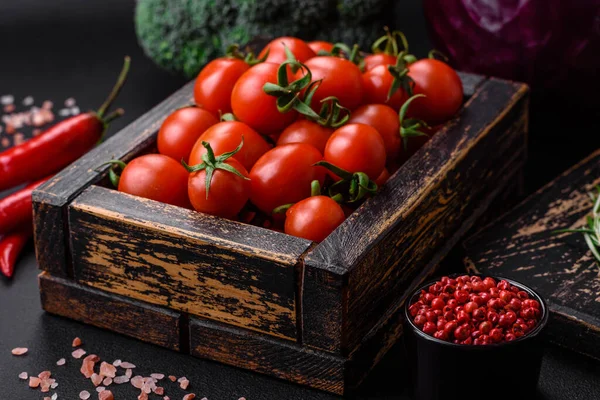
[408,275,542,345]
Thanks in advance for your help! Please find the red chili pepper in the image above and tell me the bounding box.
[0,226,33,278]
[0,177,50,235]
[0,57,130,192]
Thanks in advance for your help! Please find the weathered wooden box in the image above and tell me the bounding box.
[33,73,528,395]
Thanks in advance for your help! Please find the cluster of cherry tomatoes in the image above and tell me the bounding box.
[106,32,463,243]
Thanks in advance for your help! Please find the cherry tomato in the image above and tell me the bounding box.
[348,104,401,168]
[374,167,391,186]
[194,58,250,115]
[284,196,345,242]
[157,107,218,163]
[308,41,334,54]
[362,64,406,111]
[231,62,297,135]
[188,121,270,171]
[188,157,250,219]
[363,54,397,71]
[259,37,316,64]
[249,144,326,215]
[300,57,364,110]
[276,120,333,153]
[324,123,386,181]
[408,59,463,124]
[118,154,191,209]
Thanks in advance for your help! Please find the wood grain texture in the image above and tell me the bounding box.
[39,272,181,350]
[32,80,195,276]
[68,185,311,341]
[304,78,529,353]
[189,318,347,395]
[464,149,600,359]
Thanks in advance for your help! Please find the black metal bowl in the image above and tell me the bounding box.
[403,275,549,400]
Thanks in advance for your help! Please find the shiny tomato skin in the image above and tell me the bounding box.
[231,62,297,135]
[188,121,270,171]
[157,107,218,163]
[276,120,333,153]
[374,167,391,186]
[118,154,191,209]
[349,104,401,167]
[324,123,386,181]
[300,57,364,110]
[362,64,406,111]
[188,158,250,219]
[259,37,316,64]
[284,196,345,242]
[249,144,326,215]
[194,58,250,115]
[364,54,397,71]
[408,59,463,124]
[308,40,334,54]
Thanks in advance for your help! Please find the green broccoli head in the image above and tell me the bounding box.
[135,0,393,79]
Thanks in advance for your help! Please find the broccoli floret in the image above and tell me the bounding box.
[135,0,393,78]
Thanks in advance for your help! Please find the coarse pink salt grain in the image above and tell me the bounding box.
[183,394,196,400]
[98,390,114,400]
[81,360,96,378]
[38,371,52,379]
[51,382,58,389]
[112,359,122,367]
[19,372,28,380]
[154,386,164,395]
[44,397,51,400]
[138,392,148,400]
[12,347,28,356]
[126,369,133,378]
[120,362,136,369]
[96,386,106,393]
[164,397,171,400]
[13,132,25,145]
[151,373,165,380]
[131,376,144,389]
[1,137,9,148]
[65,98,76,107]
[100,361,117,378]
[29,377,41,388]
[56,358,66,366]
[91,373,103,386]
[40,379,52,393]
[72,348,86,359]
[102,377,113,386]
[72,337,82,347]
[180,378,190,390]
[238,398,246,400]
[52,394,58,400]
[113,375,129,384]
[4,104,15,113]
[42,101,53,109]
[169,375,177,382]
[79,390,91,399]
[33,129,42,136]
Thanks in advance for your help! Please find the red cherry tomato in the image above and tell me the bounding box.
[300,57,364,110]
[117,154,191,209]
[259,37,316,64]
[374,167,391,186]
[284,196,345,242]
[188,121,270,171]
[362,64,406,111]
[194,58,250,115]
[308,41,334,54]
[408,59,463,124]
[324,123,386,181]
[188,157,250,219]
[157,107,218,163]
[231,63,297,135]
[363,53,397,71]
[276,120,333,153]
[249,144,326,215]
[348,104,401,168]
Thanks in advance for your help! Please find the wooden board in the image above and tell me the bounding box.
[68,185,311,341]
[39,272,181,350]
[464,149,600,360]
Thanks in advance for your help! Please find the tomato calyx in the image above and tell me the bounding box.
[387,51,418,100]
[371,27,409,57]
[314,161,378,204]
[428,49,450,63]
[220,112,237,122]
[98,159,127,188]
[399,94,431,151]
[273,179,326,214]
[182,138,250,199]
[263,60,322,120]
[226,44,268,66]
[314,96,350,129]
[318,42,364,69]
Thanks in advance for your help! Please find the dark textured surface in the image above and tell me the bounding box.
[1,1,600,399]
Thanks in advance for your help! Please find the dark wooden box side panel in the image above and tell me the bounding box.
[304,78,529,353]
[39,272,181,351]
[32,80,195,277]
[189,318,346,395]
[68,185,310,341]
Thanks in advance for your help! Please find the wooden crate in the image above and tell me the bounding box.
[464,149,600,360]
[33,72,529,395]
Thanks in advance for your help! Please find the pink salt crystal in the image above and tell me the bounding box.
[32,111,46,126]
[40,379,52,392]
[44,397,51,400]
[180,378,190,390]
[131,375,144,389]
[84,354,100,363]
[12,347,28,356]
[38,371,52,379]
[13,133,25,145]
[81,360,96,378]
[126,369,132,378]
[65,98,76,107]
[164,397,171,400]
[42,101,53,109]
[138,392,148,400]
[154,387,164,395]
[91,373,103,386]
[5,124,15,134]
[72,337,82,347]
[52,394,58,400]
[72,348,87,359]
[183,394,196,400]
[113,375,129,384]
[4,104,15,113]
[102,377,113,386]
[33,129,42,136]
[51,382,58,389]
[80,390,91,399]
[56,358,66,366]
[151,373,165,380]
[120,362,136,369]
[98,390,114,400]
[18,372,28,380]
[112,360,122,367]
[168,375,177,382]
[29,377,41,388]
[177,376,186,382]
[100,361,117,378]
[238,398,246,400]
[1,137,8,148]
[96,387,106,393]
